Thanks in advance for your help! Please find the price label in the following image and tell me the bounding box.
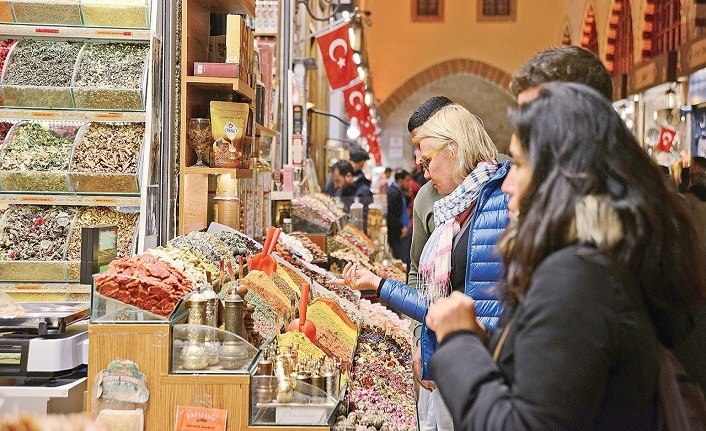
[19,196,54,203]
[92,197,118,205]
[95,112,124,120]
[95,30,133,37]
[35,28,60,34]
[16,284,42,290]
[29,111,58,119]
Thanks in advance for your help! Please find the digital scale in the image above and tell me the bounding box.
[0,302,90,415]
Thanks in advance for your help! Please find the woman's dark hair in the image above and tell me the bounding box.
[501,82,706,313]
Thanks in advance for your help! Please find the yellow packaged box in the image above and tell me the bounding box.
[225,14,247,66]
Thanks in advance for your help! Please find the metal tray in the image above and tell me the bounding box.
[0,302,89,335]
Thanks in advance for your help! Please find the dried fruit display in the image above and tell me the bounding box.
[0,205,78,261]
[73,42,149,110]
[94,253,193,317]
[145,245,216,286]
[290,232,327,260]
[0,39,17,105]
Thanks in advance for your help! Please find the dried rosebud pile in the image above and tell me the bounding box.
[95,254,193,317]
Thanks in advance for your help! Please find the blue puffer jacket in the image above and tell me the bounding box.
[377,161,510,380]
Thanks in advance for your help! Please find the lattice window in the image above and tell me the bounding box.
[651,0,682,57]
[477,0,515,22]
[483,0,510,16]
[412,0,444,22]
[613,0,634,75]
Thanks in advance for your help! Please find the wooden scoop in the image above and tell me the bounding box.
[286,282,316,342]
[260,228,281,276]
[250,226,275,271]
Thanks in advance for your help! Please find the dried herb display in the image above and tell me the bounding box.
[168,231,234,267]
[0,205,78,261]
[73,42,149,110]
[68,122,144,193]
[3,40,82,108]
[12,0,82,25]
[2,122,76,171]
[81,1,149,28]
[0,122,13,146]
[65,207,139,261]
[0,2,12,22]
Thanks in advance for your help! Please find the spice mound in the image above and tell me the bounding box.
[95,254,193,317]
[0,205,78,261]
[65,207,138,261]
[168,231,234,267]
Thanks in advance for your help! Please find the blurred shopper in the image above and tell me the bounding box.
[427,82,706,431]
[349,144,371,186]
[331,159,373,226]
[386,169,412,266]
[374,167,393,194]
[686,156,706,252]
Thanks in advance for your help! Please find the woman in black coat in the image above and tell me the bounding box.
[426,82,706,431]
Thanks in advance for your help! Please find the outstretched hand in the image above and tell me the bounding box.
[328,262,382,291]
[426,291,485,343]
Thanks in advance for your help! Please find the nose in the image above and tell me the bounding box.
[424,169,431,181]
[501,166,515,196]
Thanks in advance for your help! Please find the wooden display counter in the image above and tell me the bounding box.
[87,324,330,431]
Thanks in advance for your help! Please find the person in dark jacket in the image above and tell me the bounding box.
[331,159,373,228]
[386,169,412,266]
[425,82,706,431]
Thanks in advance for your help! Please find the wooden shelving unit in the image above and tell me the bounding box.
[178,0,260,234]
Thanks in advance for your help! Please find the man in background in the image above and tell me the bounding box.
[386,169,412,266]
[686,156,706,253]
[331,159,373,228]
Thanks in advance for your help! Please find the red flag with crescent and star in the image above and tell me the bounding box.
[342,79,381,164]
[658,126,676,153]
[316,22,358,90]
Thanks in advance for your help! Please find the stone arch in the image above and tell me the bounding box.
[378,58,513,119]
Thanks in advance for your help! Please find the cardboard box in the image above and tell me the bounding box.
[194,62,240,78]
[208,35,226,63]
[226,14,247,65]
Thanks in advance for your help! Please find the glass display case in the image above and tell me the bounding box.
[80,0,150,28]
[11,0,82,26]
[250,376,341,426]
[171,324,259,373]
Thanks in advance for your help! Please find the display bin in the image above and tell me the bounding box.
[171,324,259,373]
[67,122,144,194]
[72,42,149,111]
[0,260,69,281]
[10,0,82,26]
[1,84,74,109]
[80,0,150,29]
[0,2,12,22]
[0,121,78,192]
[249,376,342,427]
[90,274,191,324]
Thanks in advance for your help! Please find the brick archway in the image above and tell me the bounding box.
[378,58,513,119]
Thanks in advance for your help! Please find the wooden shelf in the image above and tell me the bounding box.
[0,108,146,122]
[255,123,276,137]
[0,24,151,41]
[184,167,253,178]
[192,0,255,15]
[0,193,141,206]
[185,76,256,101]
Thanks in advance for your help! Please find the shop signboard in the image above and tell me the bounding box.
[627,51,677,95]
[678,35,706,77]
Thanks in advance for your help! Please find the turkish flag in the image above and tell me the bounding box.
[316,23,357,89]
[658,126,676,152]
[342,80,368,122]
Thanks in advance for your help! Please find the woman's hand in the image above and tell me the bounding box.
[328,262,382,291]
[412,342,435,391]
[426,291,485,343]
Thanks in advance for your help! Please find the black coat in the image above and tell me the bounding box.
[430,245,671,431]
[386,183,406,243]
